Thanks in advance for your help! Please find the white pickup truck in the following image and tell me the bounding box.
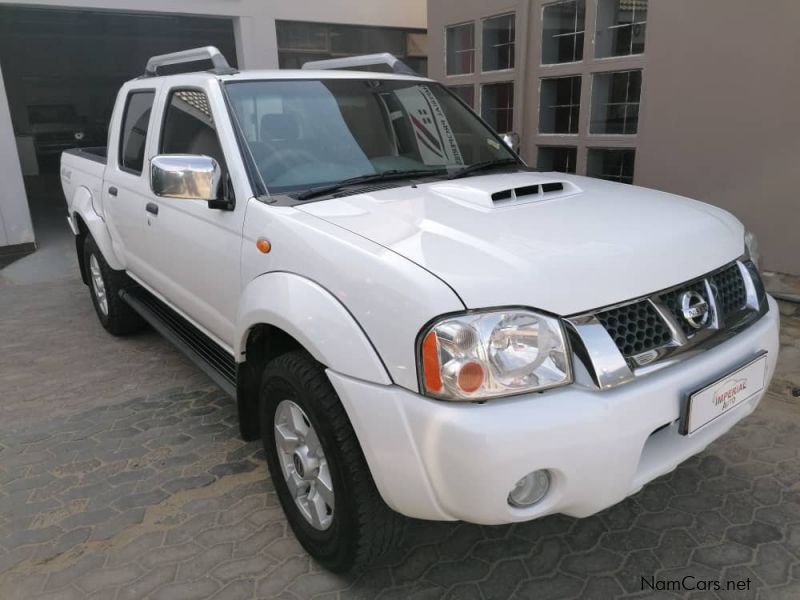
[61,47,779,571]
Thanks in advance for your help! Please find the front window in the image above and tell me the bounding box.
[225,78,515,193]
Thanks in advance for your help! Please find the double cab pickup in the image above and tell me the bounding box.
[61,47,780,571]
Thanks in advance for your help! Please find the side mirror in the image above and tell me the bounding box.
[150,154,222,202]
[502,132,521,154]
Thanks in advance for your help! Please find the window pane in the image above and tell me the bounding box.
[481,82,514,133]
[276,21,327,51]
[449,85,475,108]
[590,70,641,135]
[161,89,227,174]
[447,23,475,75]
[119,91,154,174]
[542,1,586,64]
[537,146,577,173]
[329,25,404,56]
[483,14,515,71]
[596,0,648,58]
[539,76,581,134]
[587,148,635,183]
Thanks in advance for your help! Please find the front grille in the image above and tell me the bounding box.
[596,301,672,357]
[712,264,747,317]
[659,280,709,338]
[568,259,765,390]
[585,260,762,364]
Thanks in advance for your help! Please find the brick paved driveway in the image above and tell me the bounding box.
[1,271,800,599]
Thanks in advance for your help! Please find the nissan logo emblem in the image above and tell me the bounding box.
[680,291,710,329]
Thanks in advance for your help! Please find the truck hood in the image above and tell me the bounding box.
[296,172,745,315]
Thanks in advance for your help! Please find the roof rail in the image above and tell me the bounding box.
[143,46,237,78]
[301,53,418,76]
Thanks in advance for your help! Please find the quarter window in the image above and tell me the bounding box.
[587,148,636,183]
[596,0,648,58]
[481,82,514,134]
[119,91,155,174]
[482,14,515,72]
[590,70,642,134]
[160,89,227,174]
[539,76,582,134]
[542,0,586,64]
[446,23,475,75]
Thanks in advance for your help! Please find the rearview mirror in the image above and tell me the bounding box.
[502,132,521,154]
[150,154,221,201]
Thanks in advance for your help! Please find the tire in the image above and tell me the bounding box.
[260,351,404,572]
[83,235,145,336]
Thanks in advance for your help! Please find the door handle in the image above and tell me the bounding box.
[145,202,159,215]
[108,186,118,197]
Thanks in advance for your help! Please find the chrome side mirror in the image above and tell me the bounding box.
[150,154,221,201]
[502,132,521,154]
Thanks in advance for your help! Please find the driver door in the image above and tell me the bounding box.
[142,85,245,346]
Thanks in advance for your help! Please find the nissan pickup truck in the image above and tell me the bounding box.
[61,47,780,572]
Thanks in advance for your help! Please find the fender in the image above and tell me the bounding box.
[235,272,392,385]
[70,186,125,271]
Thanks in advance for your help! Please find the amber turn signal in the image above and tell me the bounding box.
[256,238,271,254]
[421,331,443,392]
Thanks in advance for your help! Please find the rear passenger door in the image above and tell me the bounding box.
[143,85,245,347]
[103,88,156,277]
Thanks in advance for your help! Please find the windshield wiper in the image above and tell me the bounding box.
[447,158,520,180]
[296,169,445,201]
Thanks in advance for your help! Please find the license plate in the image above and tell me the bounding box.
[681,353,768,435]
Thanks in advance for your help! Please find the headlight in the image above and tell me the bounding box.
[744,230,760,270]
[419,309,572,401]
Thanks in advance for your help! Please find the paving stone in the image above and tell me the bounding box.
[255,556,310,597]
[751,543,794,585]
[76,564,143,594]
[478,558,527,600]
[514,573,584,600]
[150,578,221,600]
[117,565,177,600]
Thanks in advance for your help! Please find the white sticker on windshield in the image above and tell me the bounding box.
[394,86,464,166]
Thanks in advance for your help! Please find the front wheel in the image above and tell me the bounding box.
[260,351,404,572]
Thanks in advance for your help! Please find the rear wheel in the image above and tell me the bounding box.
[260,351,404,572]
[83,236,145,336]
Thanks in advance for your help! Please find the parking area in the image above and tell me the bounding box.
[1,259,800,599]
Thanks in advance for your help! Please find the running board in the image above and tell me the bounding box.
[120,286,237,397]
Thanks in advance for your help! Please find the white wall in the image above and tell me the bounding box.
[0,63,34,247]
[0,0,427,249]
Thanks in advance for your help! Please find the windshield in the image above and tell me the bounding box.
[224,78,517,194]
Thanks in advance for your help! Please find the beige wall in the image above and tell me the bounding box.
[429,0,799,276]
[635,0,800,276]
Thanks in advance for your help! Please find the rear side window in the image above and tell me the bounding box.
[160,89,227,174]
[119,91,155,174]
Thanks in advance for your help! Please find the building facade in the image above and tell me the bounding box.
[428,0,800,276]
[0,0,426,255]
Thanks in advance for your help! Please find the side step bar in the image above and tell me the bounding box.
[120,287,237,397]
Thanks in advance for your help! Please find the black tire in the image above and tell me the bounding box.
[83,235,145,336]
[260,351,404,572]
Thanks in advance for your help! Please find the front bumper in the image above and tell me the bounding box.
[329,296,780,525]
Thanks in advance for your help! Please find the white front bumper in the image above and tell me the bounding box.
[328,297,780,525]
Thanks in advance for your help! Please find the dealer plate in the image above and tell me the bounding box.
[681,353,768,435]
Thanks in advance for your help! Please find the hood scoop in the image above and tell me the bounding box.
[490,180,579,206]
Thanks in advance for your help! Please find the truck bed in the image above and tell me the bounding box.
[63,146,107,165]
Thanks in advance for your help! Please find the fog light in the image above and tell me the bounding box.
[508,470,550,507]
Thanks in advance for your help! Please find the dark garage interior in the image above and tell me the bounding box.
[0,6,237,260]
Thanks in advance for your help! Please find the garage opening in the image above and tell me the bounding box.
[0,6,237,267]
